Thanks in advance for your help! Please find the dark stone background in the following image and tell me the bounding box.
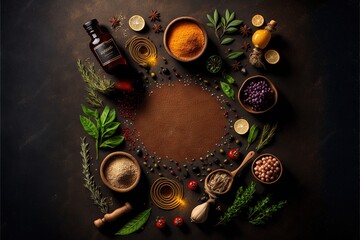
[1,0,359,240]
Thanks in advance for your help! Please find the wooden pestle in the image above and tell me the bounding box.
[94,202,132,228]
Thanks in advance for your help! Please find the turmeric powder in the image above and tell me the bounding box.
[167,21,205,61]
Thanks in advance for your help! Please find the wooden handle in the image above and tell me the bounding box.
[94,202,132,228]
[231,151,255,177]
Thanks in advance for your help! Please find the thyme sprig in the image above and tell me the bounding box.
[255,123,277,152]
[80,137,110,214]
[217,182,256,225]
[248,195,287,225]
[77,59,114,107]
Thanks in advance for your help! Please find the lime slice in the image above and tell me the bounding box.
[251,14,264,27]
[129,15,145,31]
[264,49,280,64]
[234,119,249,135]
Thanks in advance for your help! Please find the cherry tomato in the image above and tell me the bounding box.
[228,149,240,160]
[187,180,198,191]
[155,217,166,229]
[173,217,184,227]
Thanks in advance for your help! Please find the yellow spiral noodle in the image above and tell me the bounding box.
[150,177,183,210]
[125,36,157,66]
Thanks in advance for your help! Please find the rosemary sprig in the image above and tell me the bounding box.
[77,59,114,107]
[246,124,259,150]
[248,195,287,225]
[80,137,110,213]
[255,123,277,152]
[217,182,256,225]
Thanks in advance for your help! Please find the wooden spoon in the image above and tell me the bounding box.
[205,151,255,195]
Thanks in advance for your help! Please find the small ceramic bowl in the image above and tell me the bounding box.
[251,153,283,184]
[238,75,278,114]
[164,16,208,62]
[100,151,141,193]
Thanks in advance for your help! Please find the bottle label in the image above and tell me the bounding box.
[94,39,122,66]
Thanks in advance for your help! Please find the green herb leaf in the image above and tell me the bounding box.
[220,81,235,100]
[227,51,244,60]
[102,122,121,139]
[228,12,235,22]
[228,19,243,27]
[206,22,214,27]
[221,37,234,45]
[104,108,116,126]
[221,16,226,27]
[248,196,287,225]
[213,9,219,25]
[255,123,277,152]
[207,14,215,26]
[115,208,152,236]
[225,27,238,34]
[99,135,124,148]
[81,104,98,118]
[80,115,99,139]
[100,105,110,126]
[223,72,235,84]
[225,9,230,22]
[246,124,259,150]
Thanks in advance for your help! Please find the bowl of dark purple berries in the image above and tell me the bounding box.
[238,75,278,114]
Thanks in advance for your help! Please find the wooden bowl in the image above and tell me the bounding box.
[251,153,283,184]
[164,16,208,62]
[238,75,278,114]
[100,151,141,193]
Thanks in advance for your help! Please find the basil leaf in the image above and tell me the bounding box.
[221,37,234,45]
[220,81,235,100]
[81,104,97,118]
[80,115,98,139]
[227,51,244,60]
[228,19,243,27]
[223,72,235,84]
[100,105,110,126]
[102,122,121,139]
[100,135,124,148]
[221,17,226,27]
[115,208,152,236]
[228,12,235,22]
[104,108,116,126]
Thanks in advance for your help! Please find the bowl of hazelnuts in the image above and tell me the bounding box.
[251,153,283,184]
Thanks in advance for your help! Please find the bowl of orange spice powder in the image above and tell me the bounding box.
[164,16,208,62]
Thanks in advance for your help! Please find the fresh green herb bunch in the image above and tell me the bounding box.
[207,9,243,45]
[79,104,124,160]
[77,59,114,107]
[248,195,287,225]
[217,181,256,225]
[256,123,277,151]
[80,137,110,213]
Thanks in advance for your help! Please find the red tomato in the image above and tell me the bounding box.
[173,217,184,227]
[155,217,166,229]
[228,149,240,160]
[187,180,198,191]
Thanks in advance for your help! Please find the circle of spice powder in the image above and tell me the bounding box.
[166,21,205,61]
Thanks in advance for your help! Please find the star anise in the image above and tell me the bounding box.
[231,60,242,71]
[109,16,120,28]
[241,41,251,52]
[152,24,163,33]
[149,10,161,22]
[239,24,252,37]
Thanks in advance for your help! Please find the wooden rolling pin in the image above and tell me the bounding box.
[94,202,132,228]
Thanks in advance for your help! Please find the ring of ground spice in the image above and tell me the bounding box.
[166,19,206,61]
[125,36,157,65]
[150,177,183,210]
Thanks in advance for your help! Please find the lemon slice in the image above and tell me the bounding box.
[129,15,145,31]
[251,14,264,27]
[234,119,249,135]
[264,49,280,64]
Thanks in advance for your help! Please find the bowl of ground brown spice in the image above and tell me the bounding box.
[100,151,141,193]
[164,16,208,62]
